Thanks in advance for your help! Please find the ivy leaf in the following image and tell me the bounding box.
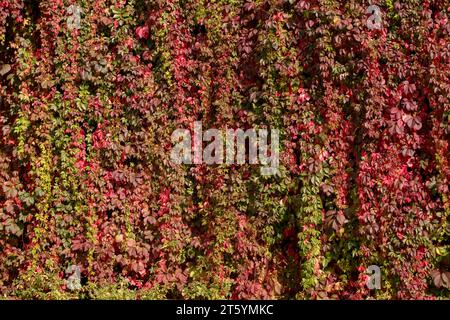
[2,182,18,198]
[0,64,11,76]
[412,117,422,130]
[402,100,418,111]
[403,81,416,94]
[390,107,402,120]
[5,219,22,236]
[431,270,450,288]
[41,79,54,89]
[336,212,348,225]
[402,114,422,130]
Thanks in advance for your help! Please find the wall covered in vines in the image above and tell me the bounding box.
[0,0,449,299]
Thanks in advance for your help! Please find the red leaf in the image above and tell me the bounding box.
[136,26,149,39]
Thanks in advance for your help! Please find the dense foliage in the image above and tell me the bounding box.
[0,0,449,299]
